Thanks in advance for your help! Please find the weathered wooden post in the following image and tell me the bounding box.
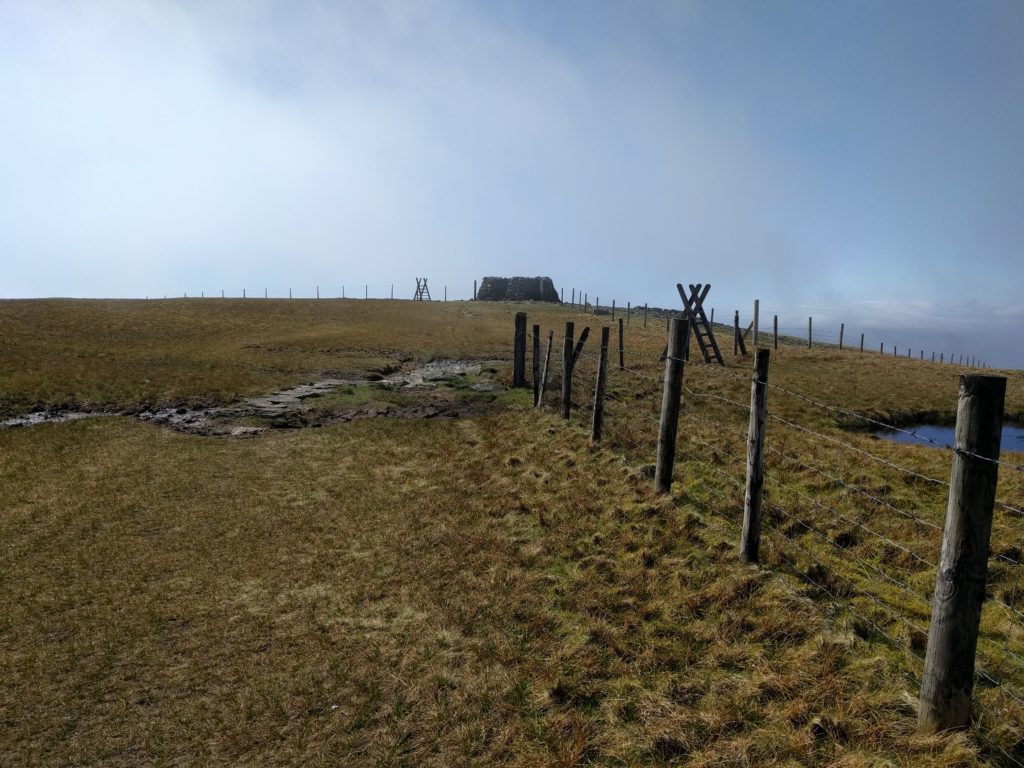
[733,311,740,355]
[710,307,715,324]
[773,314,778,350]
[391,284,394,299]
[880,341,884,355]
[513,312,528,388]
[532,324,541,405]
[537,330,553,407]
[595,297,599,315]
[592,326,610,443]
[918,375,1006,733]
[932,351,936,363]
[807,317,812,349]
[473,280,477,300]
[860,333,864,353]
[611,299,616,320]
[571,288,575,308]
[561,322,574,419]
[365,284,368,299]
[655,317,688,494]
[243,288,246,298]
[740,349,770,564]
[618,318,625,371]
[839,322,845,350]
[753,299,760,347]
[627,301,631,326]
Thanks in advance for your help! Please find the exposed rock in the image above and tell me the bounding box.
[476,276,560,303]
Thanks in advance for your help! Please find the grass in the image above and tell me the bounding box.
[2,297,1023,766]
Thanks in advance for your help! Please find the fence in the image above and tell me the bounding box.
[516,312,1024,763]
[559,293,990,370]
[155,283,458,302]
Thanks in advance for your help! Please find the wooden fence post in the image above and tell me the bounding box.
[561,322,574,419]
[740,349,770,564]
[612,299,616,320]
[734,311,740,355]
[532,324,541,405]
[774,315,778,350]
[860,333,864,353]
[753,299,760,347]
[537,330,553,407]
[592,326,610,443]
[571,288,575,308]
[655,317,688,494]
[627,301,631,326]
[880,341,884,355]
[618,318,625,371]
[807,317,812,349]
[839,323,845,350]
[473,280,477,300]
[513,312,527,388]
[710,308,715,324]
[596,297,599,315]
[918,375,1006,733]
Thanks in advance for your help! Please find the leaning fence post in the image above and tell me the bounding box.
[655,317,688,494]
[734,311,740,355]
[617,318,625,371]
[537,330,553,408]
[513,312,527,388]
[561,322,575,419]
[753,299,760,347]
[740,349,770,563]
[532,324,541,405]
[918,375,1006,733]
[860,333,864,353]
[591,326,610,443]
[839,322,844,350]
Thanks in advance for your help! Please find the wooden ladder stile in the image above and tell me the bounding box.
[678,283,725,365]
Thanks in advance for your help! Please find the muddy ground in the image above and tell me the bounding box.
[2,359,509,437]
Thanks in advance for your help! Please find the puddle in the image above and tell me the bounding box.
[874,423,1024,452]
[2,411,104,428]
[1,360,505,437]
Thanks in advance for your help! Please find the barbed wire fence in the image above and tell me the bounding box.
[521,312,1024,765]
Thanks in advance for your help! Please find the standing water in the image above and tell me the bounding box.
[875,423,1024,451]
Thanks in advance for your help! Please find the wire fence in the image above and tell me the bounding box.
[527,320,1024,764]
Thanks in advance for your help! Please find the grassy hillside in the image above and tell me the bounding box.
[1,298,1023,766]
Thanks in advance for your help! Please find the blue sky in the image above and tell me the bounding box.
[2,0,1022,367]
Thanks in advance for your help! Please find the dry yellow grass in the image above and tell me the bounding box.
[1,298,1023,766]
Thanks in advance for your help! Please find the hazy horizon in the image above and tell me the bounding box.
[2,1,1022,369]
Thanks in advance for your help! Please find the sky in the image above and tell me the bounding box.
[2,0,1022,368]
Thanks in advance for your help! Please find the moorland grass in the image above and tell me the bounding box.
[2,298,1023,766]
